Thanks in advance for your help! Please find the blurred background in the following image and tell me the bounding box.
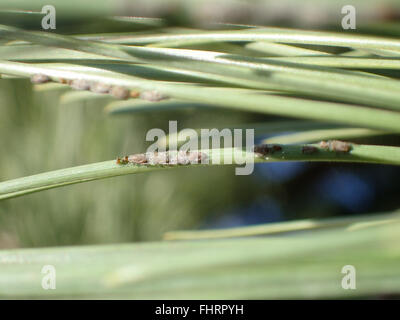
[1,0,400,249]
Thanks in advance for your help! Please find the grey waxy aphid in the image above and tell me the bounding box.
[173,151,207,165]
[127,153,147,164]
[31,74,51,84]
[111,86,130,100]
[319,140,352,153]
[186,151,207,164]
[177,151,192,165]
[90,82,111,94]
[146,152,169,165]
[167,151,188,165]
[139,90,168,102]
[70,79,92,90]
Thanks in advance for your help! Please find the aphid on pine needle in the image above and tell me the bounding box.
[146,152,169,165]
[90,82,111,94]
[130,90,140,98]
[59,78,70,85]
[302,146,318,154]
[127,153,148,164]
[170,151,208,165]
[31,74,51,84]
[168,151,182,165]
[253,144,268,156]
[139,90,168,102]
[70,79,92,91]
[111,86,130,100]
[253,144,282,157]
[272,145,282,152]
[319,140,352,153]
[188,151,208,164]
[319,141,329,149]
[116,156,129,165]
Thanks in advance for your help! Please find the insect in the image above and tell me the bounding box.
[319,140,352,153]
[272,145,282,152]
[186,151,207,164]
[70,79,92,90]
[253,144,282,157]
[169,151,206,165]
[116,156,129,165]
[90,82,111,94]
[111,86,130,100]
[127,153,148,164]
[31,74,51,84]
[302,146,318,154]
[146,152,169,165]
[139,90,168,102]
[59,78,71,85]
[130,90,140,98]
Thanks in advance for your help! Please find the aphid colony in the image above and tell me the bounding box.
[139,90,168,102]
[30,73,167,101]
[117,140,352,167]
[116,151,207,166]
[65,78,134,99]
[254,140,352,157]
[30,74,51,84]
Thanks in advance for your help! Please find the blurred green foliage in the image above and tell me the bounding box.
[0,78,266,247]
